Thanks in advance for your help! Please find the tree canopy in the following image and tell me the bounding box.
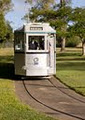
[68,7,85,55]
[24,0,72,51]
[69,7,85,39]
[0,0,13,45]
[0,0,12,14]
[0,13,7,42]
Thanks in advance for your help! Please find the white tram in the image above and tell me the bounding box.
[14,23,56,77]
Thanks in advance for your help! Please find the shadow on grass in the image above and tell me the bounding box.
[0,63,15,80]
[56,62,85,71]
[57,52,82,57]
[57,57,85,61]
[0,55,15,80]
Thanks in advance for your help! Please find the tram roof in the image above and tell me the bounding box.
[15,22,56,34]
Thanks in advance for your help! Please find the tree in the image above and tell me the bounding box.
[26,1,72,52]
[68,8,85,55]
[0,0,13,45]
[0,0,12,14]
[24,0,55,22]
[0,14,13,45]
[25,0,55,7]
[52,4,72,51]
[0,12,7,43]
[57,0,72,51]
[6,21,13,42]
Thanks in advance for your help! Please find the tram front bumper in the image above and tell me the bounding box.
[25,67,49,76]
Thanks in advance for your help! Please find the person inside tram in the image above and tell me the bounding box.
[34,41,38,50]
[40,38,44,50]
[29,36,44,50]
[29,40,39,50]
[29,40,35,50]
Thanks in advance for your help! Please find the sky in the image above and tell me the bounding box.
[5,0,85,30]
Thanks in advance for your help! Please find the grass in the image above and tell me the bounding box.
[0,48,56,120]
[56,48,85,96]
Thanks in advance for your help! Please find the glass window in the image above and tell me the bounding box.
[28,36,45,50]
[14,32,24,51]
[15,41,23,51]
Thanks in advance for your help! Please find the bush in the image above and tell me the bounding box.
[66,36,81,47]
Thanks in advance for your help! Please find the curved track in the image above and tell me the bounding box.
[48,77,85,104]
[15,76,85,120]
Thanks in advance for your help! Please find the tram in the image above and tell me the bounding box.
[14,23,56,77]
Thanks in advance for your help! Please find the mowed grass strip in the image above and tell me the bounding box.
[0,48,56,120]
[56,48,85,96]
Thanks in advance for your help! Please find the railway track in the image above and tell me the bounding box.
[48,77,85,104]
[15,76,85,120]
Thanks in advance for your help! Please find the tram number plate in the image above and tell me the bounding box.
[30,27,43,30]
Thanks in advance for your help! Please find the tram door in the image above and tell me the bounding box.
[48,34,55,75]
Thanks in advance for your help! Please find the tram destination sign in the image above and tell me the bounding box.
[30,27,43,30]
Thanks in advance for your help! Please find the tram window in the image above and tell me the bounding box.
[15,33,24,51]
[28,36,45,50]
[15,44,21,50]
[15,42,22,50]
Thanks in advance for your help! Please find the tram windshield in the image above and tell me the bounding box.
[28,36,45,50]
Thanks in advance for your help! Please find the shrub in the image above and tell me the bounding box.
[66,36,81,47]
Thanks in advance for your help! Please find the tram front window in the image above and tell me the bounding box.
[29,36,45,50]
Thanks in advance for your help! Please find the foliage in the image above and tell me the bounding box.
[25,0,55,8]
[0,0,12,14]
[68,7,85,40]
[60,0,71,7]
[0,13,7,43]
[6,21,14,42]
[56,36,81,47]
[0,0,13,46]
[52,6,72,38]
[68,7,85,55]
[66,36,81,47]
[28,2,72,36]
[24,0,55,22]
[0,18,13,46]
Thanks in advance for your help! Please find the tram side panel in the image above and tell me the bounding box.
[14,53,26,76]
[14,31,26,76]
[54,34,56,75]
[48,35,56,75]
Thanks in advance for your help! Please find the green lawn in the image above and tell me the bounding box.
[0,48,56,120]
[56,48,85,96]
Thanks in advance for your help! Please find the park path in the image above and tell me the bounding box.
[15,76,85,120]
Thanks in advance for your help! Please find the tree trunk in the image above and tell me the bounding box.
[61,37,66,52]
[82,40,85,56]
[60,0,63,5]
[60,0,65,7]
